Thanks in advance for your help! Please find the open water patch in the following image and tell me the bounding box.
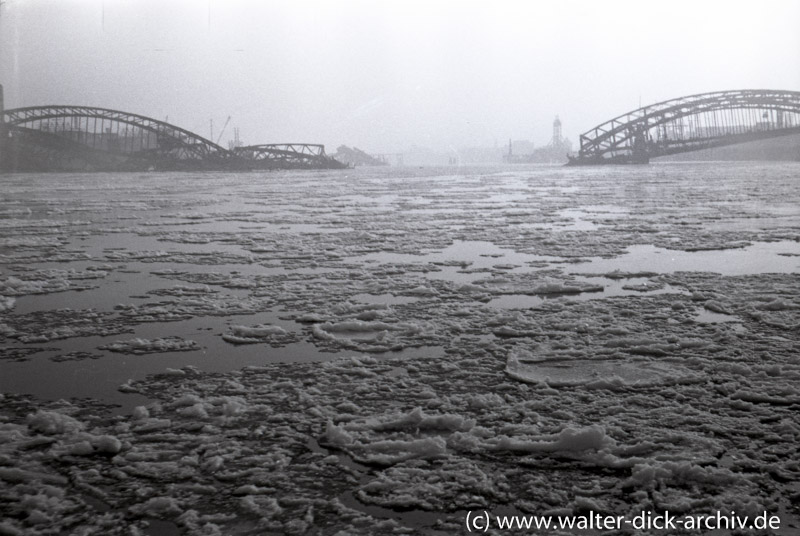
[569,240,800,275]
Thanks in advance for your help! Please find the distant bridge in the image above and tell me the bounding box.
[568,89,800,165]
[0,104,344,172]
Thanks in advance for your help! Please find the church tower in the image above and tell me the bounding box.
[552,115,562,146]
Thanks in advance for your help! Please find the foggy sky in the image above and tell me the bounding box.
[2,0,799,153]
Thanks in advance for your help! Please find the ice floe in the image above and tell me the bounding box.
[1,164,799,534]
[100,337,200,355]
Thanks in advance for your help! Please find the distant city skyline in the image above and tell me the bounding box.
[2,0,799,153]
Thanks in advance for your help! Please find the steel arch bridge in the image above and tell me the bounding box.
[232,144,347,169]
[1,105,235,171]
[568,90,800,165]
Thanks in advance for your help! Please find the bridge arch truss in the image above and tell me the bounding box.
[2,105,233,170]
[570,90,800,165]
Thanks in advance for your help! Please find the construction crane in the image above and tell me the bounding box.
[216,116,231,146]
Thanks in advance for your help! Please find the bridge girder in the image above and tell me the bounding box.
[0,106,349,172]
[233,144,346,169]
[0,125,134,172]
[2,105,233,163]
[571,90,800,165]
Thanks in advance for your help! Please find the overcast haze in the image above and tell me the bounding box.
[2,0,799,153]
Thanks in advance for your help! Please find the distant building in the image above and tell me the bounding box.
[456,145,505,164]
[552,115,562,146]
[511,139,535,155]
[504,116,573,164]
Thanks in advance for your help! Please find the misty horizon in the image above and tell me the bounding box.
[1,0,799,154]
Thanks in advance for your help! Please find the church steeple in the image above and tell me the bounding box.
[552,115,562,146]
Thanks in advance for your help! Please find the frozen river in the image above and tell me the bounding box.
[1,162,799,535]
